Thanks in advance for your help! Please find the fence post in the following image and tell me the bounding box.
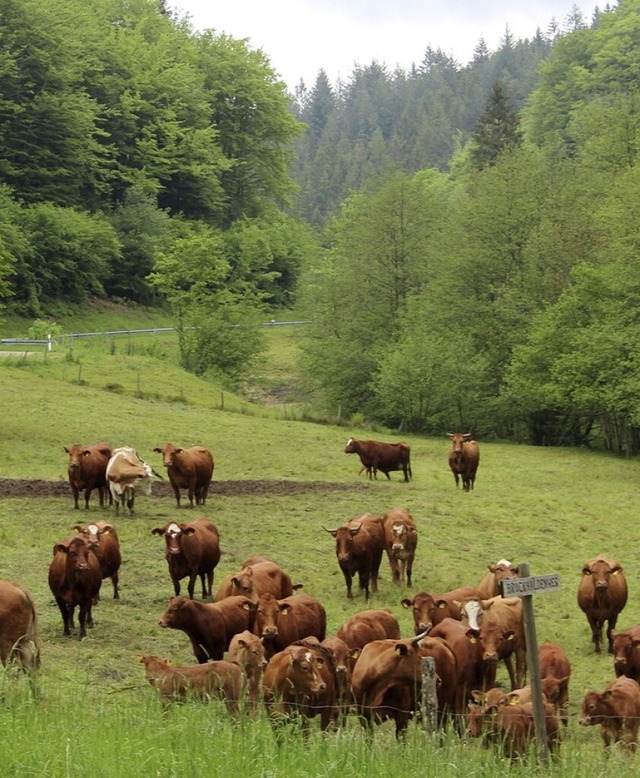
[421,656,438,734]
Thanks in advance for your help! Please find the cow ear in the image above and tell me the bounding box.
[351,648,361,661]
[505,630,516,642]
[612,566,623,575]
[101,525,115,535]
[465,629,479,644]
[488,563,497,573]
[512,566,520,575]
[582,567,592,575]
[64,446,71,453]
[175,448,183,454]
[72,524,84,533]
[349,525,362,537]
[437,600,449,609]
[153,447,162,453]
[315,656,324,668]
[400,599,412,609]
[601,690,613,701]
[470,690,485,704]
[54,542,69,554]
[181,527,196,535]
[280,605,290,615]
[394,643,410,656]
[151,527,165,536]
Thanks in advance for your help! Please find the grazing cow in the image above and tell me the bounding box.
[151,519,220,599]
[48,536,102,640]
[228,630,267,714]
[140,655,243,715]
[580,676,640,753]
[73,521,121,600]
[323,513,385,600]
[476,560,519,599]
[106,446,160,516]
[461,596,526,690]
[401,586,482,634]
[578,555,628,654]
[153,443,214,508]
[447,432,480,491]
[262,644,328,732]
[344,438,412,482]
[336,608,401,668]
[159,595,255,663]
[215,558,295,602]
[539,641,571,726]
[381,508,418,587]
[0,580,40,672]
[613,625,640,684]
[64,443,113,510]
[252,592,326,659]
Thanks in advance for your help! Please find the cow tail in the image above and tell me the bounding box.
[19,586,41,672]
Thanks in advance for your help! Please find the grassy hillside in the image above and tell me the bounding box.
[0,334,639,774]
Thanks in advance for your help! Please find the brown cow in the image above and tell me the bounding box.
[291,637,341,730]
[0,580,40,672]
[151,519,221,599]
[159,595,255,663]
[401,586,482,634]
[252,592,326,658]
[262,644,328,732]
[495,700,560,760]
[320,635,354,717]
[64,443,113,510]
[466,686,535,746]
[476,560,519,599]
[344,438,412,482]
[430,617,485,716]
[461,595,526,690]
[578,555,628,654]
[381,508,418,587]
[228,630,267,714]
[153,443,214,508]
[613,625,640,684]
[73,521,121,600]
[106,446,160,515]
[580,676,640,753]
[447,432,480,491]
[336,608,401,668]
[48,536,102,640]
[214,558,295,602]
[140,655,243,715]
[323,513,385,600]
[539,641,571,726]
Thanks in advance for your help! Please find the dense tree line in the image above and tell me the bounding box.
[298,2,640,454]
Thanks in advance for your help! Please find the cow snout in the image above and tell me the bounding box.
[483,652,498,664]
[614,659,627,671]
[338,554,350,563]
[169,547,181,555]
[262,626,278,637]
[579,716,591,727]
[76,562,89,571]
[417,622,432,634]
[595,580,608,590]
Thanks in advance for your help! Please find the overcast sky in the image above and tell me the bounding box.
[170,1,600,90]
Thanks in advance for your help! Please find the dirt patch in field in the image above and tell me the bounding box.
[0,478,367,499]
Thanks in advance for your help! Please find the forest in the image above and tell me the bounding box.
[1,0,639,453]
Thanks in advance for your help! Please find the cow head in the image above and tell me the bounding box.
[74,522,103,547]
[230,567,256,598]
[582,558,623,590]
[54,536,94,573]
[151,522,194,555]
[401,593,437,634]
[153,444,183,468]
[323,524,361,562]
[447,432,472,457]
[344,438,359,454]
[287,646,326,695]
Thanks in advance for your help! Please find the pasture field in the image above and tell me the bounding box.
[0,350,640,776]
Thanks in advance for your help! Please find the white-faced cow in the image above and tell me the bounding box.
[106,446,160,516]
[153,443,214,508]
[73,521,122,600]
[447,432,480,491]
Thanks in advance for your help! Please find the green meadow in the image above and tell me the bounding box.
[0,327,639,776]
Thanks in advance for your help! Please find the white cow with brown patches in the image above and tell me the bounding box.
[106,446,160,516]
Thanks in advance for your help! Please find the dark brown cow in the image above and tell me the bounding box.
[476,560,519,599]
[64,443,113,510]
[151,519,220,599]
[578,555,628,654]
[153,443,214,508]
[291,637,341,730]
[252,593,326,658]
[447,432,480,491]
[73,521,121,600]
[539,641,571,726]
[613,625,640,684]
[214,558,295,602]
[320,635,354,716]
[140,655,243,715]
[580,676,640,753]
[381,508,418,587]
[401,586,482,634]
[344,438,412,482]
[323,513,385,600]
[336,608,401,668]
[48,536,102,640]
[159,595,255,663]
[430,617,484,716]
[0,580,40,671]
[262,644,328,731]
[228,630,267,714]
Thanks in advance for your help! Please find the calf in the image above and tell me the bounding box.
[613,625,640,683]
[447,432,480,491]
[401,586,482,634]
[323,513,385,600]
[215,558,295,602]
[151,519,221,599]
[153,443,214,508]
[336,608,401,668]
[476,560,519,599]
[140,655,242,715]
[228,630,267,714]
[344,438,412,482]
[539,641,571,726]
[0,580,40,672]
[496,700,560,760]
[253,592,326,659]
[73,521,121,600]
[580,676,640,753]
[578,555,628,654]
[48,536,102,640]
[381,508,418,587]
[320,635,354,717]
[64,443,113,510]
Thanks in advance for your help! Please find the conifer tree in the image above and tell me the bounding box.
[469,81,523,170]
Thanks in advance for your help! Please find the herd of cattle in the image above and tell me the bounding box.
[1,436,639,760]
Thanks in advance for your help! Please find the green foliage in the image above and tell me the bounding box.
[469,81,523,169]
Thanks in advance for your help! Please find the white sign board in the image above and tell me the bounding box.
[502,574,561,597]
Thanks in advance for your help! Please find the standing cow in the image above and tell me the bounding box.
[613,625,640,683]
[73,521,121,600]
[447,432,480,491]
[153,443,214,508]
[344,438,412,482]
[381,507,418,587]
[323,513,385,600]
[64,443,113,510]
[0,580,40,672]
[151,519,221,599]
[106,446,160,516]
[578,555,628,654]
[580,676,640,753]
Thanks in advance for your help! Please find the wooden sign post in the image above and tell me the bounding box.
[501,562,561,764]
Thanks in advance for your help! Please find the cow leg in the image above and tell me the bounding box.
[111,571,120,600]
[204,570,213,599]
[453,473,460,488]
[56,598,72,636]
[515,646,527,689]
[358,569,371,600]
[342,570,354,599]
[71,485,80,510]
[84,488,91,509]
[406,558,413,588]
[587,614,603,653]
[606,617,619,655]
[172,485,181,508]
[187,487,196,508]
[187,573,197,599]
[503,654,517,690]
[126,490,135,516]
[78,603,92,640]
[382,470,391,481]
[97,486,105,508]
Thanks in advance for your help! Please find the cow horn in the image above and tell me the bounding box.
[322,526,338,535]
